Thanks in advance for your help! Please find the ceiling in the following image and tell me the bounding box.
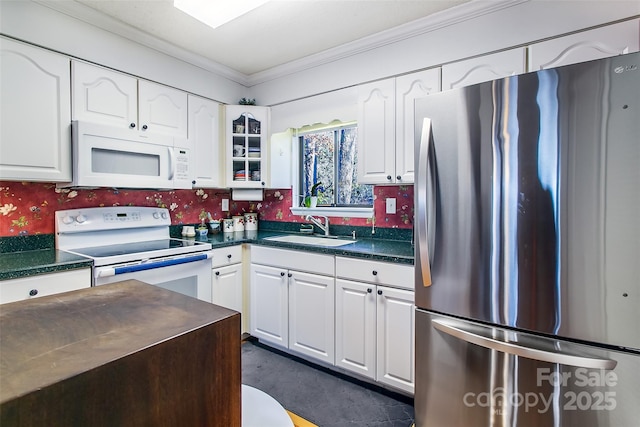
[37,0,471,78]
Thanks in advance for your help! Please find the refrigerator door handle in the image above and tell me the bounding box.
[432,319,618,370]
[416,118,434,286]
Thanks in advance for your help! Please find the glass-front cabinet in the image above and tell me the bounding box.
[225,105,268,188]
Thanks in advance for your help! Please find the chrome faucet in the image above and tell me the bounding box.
[305,214,330,236]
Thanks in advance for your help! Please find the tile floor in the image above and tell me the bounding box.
[241,339,415,427]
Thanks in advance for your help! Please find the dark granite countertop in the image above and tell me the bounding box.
[201,230,414,264]
[0,250,93,281]
[1,230,413,281]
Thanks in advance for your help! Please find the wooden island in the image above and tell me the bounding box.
[0,280,241,426]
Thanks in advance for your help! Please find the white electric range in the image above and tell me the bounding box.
[55,206,213,302]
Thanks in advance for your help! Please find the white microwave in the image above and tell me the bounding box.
[61,121,192,189]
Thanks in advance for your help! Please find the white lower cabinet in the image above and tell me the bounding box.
[250,263,289,346]
[375,285,415,394]
[211,246,245,332]
[335,279,377,378]
[212,264,243,312]
[288,270,335,364]
[249,246,414,394]
[335,257,415,394]
[0,268,91,305]
[250,246,335,364]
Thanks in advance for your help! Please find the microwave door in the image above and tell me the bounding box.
[72,122,176,188]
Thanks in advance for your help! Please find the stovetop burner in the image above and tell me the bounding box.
[55,206,212,267]
[70,238,208,259]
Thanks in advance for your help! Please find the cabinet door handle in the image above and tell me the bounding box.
[377,290,383,295]
[227,254,232,259]
[281,272,285,276]
[215,271,220,276]
[142,124,148,130]
[367,288,372,293]
[129,122,136,129]
[386,175,392,181]
[372,270,378,276]
[29,289,38,297]
[396,175,401,181]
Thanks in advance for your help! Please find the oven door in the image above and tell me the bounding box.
[94,252,213,303]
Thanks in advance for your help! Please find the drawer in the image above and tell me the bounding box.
[251,245,334,276]
[336,257,413,290]
[210,245,243,269]
[0,268,91,304]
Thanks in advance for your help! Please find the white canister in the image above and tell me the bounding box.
[222,218,234,233]
[244,213,258,231]
[232,215,245,232]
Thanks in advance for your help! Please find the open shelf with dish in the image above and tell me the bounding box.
[226,105,268,188]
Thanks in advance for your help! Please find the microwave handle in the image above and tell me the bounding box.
[168,147,176,180]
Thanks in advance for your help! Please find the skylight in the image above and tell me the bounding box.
[174,0,270,29]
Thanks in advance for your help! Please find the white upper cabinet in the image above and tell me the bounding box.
[358,69,440,185]
[528,19,640,71]
[72,61,187,138]
[138,80,188,138]
[442,48,526,90]
[0,37,72,182]
[225,105,269,188]
[395,69,441,184]
[72,61,136,128]
[188,95,221,188]
[357,78,395,184]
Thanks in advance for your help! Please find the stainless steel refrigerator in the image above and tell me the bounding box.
[414,52,639,426]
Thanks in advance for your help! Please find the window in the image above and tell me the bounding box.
[299,124,373,208]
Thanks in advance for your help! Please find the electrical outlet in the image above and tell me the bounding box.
[386,198,396,214]
[222,199,229,211]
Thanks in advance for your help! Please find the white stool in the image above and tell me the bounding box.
[241,384,294,427]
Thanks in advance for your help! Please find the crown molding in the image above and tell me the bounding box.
[246,0,529,86]
[33,0,251,86]
[34,0,528,88]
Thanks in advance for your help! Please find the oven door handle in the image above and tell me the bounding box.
[95,253,212,278]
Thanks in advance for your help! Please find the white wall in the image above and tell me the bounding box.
[251,0,640,106]
[0,0,247,104]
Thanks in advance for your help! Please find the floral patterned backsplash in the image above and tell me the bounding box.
[0,181,413,237]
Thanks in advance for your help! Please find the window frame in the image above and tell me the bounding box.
[290,122,373,219]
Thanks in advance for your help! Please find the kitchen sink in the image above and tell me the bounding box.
[265,235,356,247]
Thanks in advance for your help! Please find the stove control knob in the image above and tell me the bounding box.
[153,212,160,219]
[62,215,74,225]
[75,214,87,224]
[161,212,168,219]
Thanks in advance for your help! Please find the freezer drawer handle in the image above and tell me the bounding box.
[432,319,617,370]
